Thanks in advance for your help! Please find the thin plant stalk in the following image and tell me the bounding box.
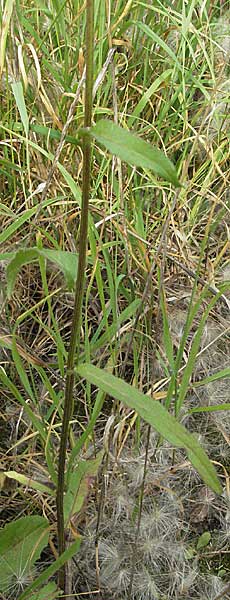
[56,0,94,591]
[127,425,151,600]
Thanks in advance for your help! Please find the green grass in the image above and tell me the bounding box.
[0,0,230,598]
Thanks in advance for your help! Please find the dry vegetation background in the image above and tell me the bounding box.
[0,0,230,598]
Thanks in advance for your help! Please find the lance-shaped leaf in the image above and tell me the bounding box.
[87,119,180,186]
[76,363,221,494]
[64,452,103,526]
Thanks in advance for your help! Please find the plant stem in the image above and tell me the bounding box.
[56,0,94,591]
[127,425,151,600]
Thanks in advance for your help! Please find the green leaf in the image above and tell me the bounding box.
[0,367,48,443]
[6,248,37,298]
[76,364,222,495]
[31,123,80,147]
[0,516,49,595]
[88,120,180,186]
[218,569,226,577]
[185,546,197,560]
[5,471,55,496]
[40,248,78,290]
[0,515,49,556]
[58,163,81,203]
[189,403,230,414]
[159,284,175,372]
[12,334,36,401]
[134,22,182,71]
[0,202,14,216]
[197,531,211,550]
[64,452,103,526]
[88,298,140,355]
[18,538,81,600]
[177,286,230,413]
[6,247,79,297]
[19,16,49,57]
[11,81,29,136]
[0,197,58,247]
[193,367,230,387]
[128,69,172,127]
[27,582,60,600]
[68,388,106,475]
[0,127,81,205]
[0,207,35,245]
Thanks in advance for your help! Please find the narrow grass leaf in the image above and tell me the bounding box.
[76,364,222,494]
[189,404,230,414]
[134,21,182,71]
[36,244,66,377]
[193,368,230,387]
[89,120,180,186]
[0,196,64,248]
[31,123,80,147]
[1,349,57,484]
[11,81,29,136]
[0,207,35,245]
[0,203,14,215]
[177,327,205,412]
[19,15,49,57]
[0,367,47,443]
[68,388,106,475]
[159,286,175,372]
[58,163,81,203]
[12,336,36,401]
[128,69,172,127]
[166,286,213,413]
[89,298,140,354]
[177,287,230,412]
[0,127,82,203]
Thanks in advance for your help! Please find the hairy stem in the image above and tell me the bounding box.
[56,0,94,591]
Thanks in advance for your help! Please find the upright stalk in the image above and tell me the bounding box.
[56,0,94,591]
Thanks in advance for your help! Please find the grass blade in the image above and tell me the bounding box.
[193,367,230,387]
[0,367,47,443]
[128,68,172,127]
[11,80,29,136]
[177,287,230,412]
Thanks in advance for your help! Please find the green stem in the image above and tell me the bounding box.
[56,0,94,591]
